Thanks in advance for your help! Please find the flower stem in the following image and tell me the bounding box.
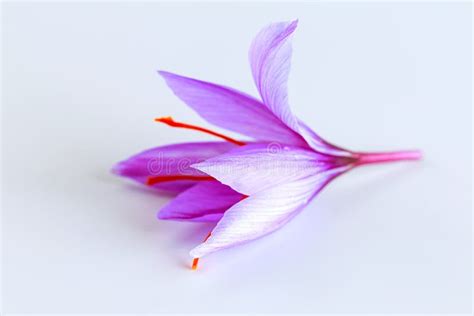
[355,150,422,166]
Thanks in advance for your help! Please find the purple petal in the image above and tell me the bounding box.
[192,143,334,196]
[112,142,236,192]
[190,168,347,258]
[158,181,244,222]
[158,71,306,146]
[250,21,352,155]
[249,20,300,131]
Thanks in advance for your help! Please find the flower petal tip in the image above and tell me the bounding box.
[281,19,299,32]
[156,211,168,220]
[111,163,124,176]
[156,208,184,221]
[157,70,174,79]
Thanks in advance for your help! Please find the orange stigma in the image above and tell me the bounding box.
[191,258,199,270]
[192,232,212,271]
[155,116,245,146]
[146,175,213,186]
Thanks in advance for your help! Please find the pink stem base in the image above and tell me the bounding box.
[355,150,423,166]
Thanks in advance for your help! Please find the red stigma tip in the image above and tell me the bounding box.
[154,116,176,125]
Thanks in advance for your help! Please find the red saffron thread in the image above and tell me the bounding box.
[155,116,245,146]
[146,175,214,186]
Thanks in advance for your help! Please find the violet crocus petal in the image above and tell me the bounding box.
[158,181,243,222]
[249,20,300,131]
[112,142,236,192]
[250,21,351,155]
[192,143,333,196]
[190,167,347,258]
[158,71,307,146]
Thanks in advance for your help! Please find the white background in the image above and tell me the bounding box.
[2,1,472,314]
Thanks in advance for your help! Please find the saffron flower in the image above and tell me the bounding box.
[113,20,421,270]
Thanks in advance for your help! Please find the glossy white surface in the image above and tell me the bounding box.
[2,2,471,313]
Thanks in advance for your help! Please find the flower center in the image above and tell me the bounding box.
[155,116,246,146]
